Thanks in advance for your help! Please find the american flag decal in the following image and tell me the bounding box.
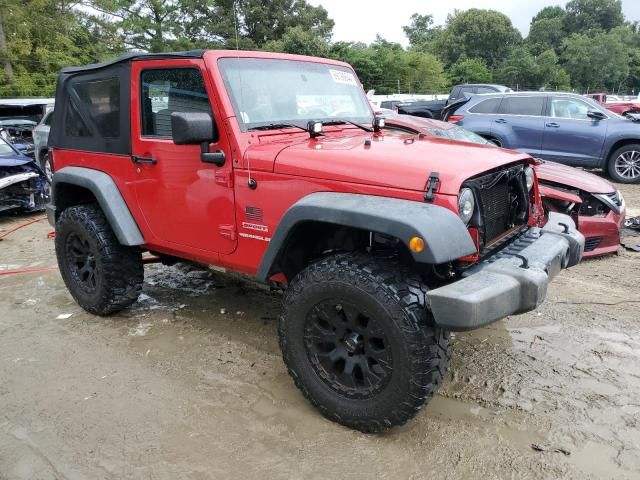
[245,206,263,222]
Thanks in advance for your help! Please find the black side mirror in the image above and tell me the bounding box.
[171,111,224,166]
[587,110,607,121]
[171,111,218,144]
[373,116,385,132]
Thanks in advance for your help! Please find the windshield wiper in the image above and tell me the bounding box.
[248,123,309,132]
[323,120,373,133]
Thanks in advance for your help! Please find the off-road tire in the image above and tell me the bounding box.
[608,143,640,184]
[279,252,450,432]
[55,204,143,315]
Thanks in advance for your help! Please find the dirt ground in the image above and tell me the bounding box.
[1,182,639,480]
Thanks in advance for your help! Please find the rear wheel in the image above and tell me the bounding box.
[608,144,640,183]
[279,253,450,432]
[55,204,143,315]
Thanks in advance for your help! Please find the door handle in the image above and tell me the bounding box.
[132,155,157,165]
[546,122,560,128]
[495,118,507,124]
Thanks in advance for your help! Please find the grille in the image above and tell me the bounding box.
[478,182,510,242]
[466,165,530,246]
[584,237,603,252]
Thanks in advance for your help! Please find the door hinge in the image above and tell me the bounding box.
[215,171,233,188]
[219,224,237,240]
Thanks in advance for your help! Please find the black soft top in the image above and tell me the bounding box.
[60,50,205,74]
[49,50,206,155]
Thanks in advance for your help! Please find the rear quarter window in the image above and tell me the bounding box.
[469,98,501,114]
[71,77,121,137]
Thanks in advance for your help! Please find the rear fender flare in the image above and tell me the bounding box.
[50,166,144,246]
[256,192,476,281]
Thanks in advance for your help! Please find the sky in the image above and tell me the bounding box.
[308,0,640,46]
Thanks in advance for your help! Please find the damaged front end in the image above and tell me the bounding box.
[0,158,49,214]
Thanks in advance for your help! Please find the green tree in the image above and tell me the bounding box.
[264,26,329,57]
[237,0,333,47]
[527,16,566,55]
[564,0,624,34]
[536,49,571,90]
[495,46,539,88]
[435,9,522,68]
[402,13,442,51]
[531,6,566,23]
[561,31,629,91]
[448,58,492,84]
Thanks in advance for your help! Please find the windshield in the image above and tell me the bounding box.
[0,137,18,156]
[218,58,372,131]
[427,126,490,145]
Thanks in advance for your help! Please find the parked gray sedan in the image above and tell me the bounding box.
[33,109,53,182]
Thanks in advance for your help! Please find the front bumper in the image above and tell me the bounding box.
[427,213,584,331]
[579,207,625,257]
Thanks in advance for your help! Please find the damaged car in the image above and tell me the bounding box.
[0,98,55,159]
[0,135,49,214]
[383,114,626,257]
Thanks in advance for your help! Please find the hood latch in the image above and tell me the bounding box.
[424,172,440,202]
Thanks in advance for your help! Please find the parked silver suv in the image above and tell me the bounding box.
[33,109,53,182]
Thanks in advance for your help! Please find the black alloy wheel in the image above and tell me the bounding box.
[304,299,393,400]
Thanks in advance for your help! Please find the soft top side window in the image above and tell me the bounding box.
[140,68,212,137]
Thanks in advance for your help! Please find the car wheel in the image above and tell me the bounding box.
[41,151,53,183]
[608,144,640,184]
[55,204,143,315]
[279,252,449,432]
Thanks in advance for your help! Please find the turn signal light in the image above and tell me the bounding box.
[409,236,425,253]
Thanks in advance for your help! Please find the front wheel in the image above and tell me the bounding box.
[279,253,450,432]
[55,204,143,315]
[608,144,640,183]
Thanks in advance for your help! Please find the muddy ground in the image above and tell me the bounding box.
[0,183,639,480]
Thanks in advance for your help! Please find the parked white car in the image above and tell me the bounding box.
[33,109,53,182]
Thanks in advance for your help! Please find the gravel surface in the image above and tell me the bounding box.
[0,181,638,479]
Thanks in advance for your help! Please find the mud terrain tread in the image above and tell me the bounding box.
[279,252,450,432]
[55,204,143,315]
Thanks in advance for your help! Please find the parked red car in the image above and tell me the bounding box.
[589,93,640,116]
[383,114,626,257]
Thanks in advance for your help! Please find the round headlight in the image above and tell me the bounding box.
[525,166,534,191]
[458,188,475,225]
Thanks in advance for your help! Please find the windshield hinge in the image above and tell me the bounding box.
[219,224,237,241]
[424,172,440,202]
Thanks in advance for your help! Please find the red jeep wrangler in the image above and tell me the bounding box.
[48,50,584,432]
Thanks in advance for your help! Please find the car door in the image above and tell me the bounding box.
[540,96,608,166]
[130,59,236,254]
[490,95,545,155]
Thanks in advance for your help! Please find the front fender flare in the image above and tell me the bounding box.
[49,166,144,246]
[256,192,476,281]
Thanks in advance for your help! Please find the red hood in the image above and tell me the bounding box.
[267,132,531,194]
[535,160,615,193]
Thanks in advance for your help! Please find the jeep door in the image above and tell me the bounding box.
[130,59,236,254]
[490,95,546,156]
[540,96,608,166]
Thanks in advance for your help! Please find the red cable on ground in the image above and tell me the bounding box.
[0,266,58,276]
[0,215,47,241]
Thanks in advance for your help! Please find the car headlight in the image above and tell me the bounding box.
[525,166,534,191]
[458,188,475,225]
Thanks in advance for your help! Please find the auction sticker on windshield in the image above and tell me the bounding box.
[329,69,357,86]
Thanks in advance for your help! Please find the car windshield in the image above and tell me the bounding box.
[0,137,18,156]
[0,119,37,126]
[218,58,372,131]
[426,126,490,145]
